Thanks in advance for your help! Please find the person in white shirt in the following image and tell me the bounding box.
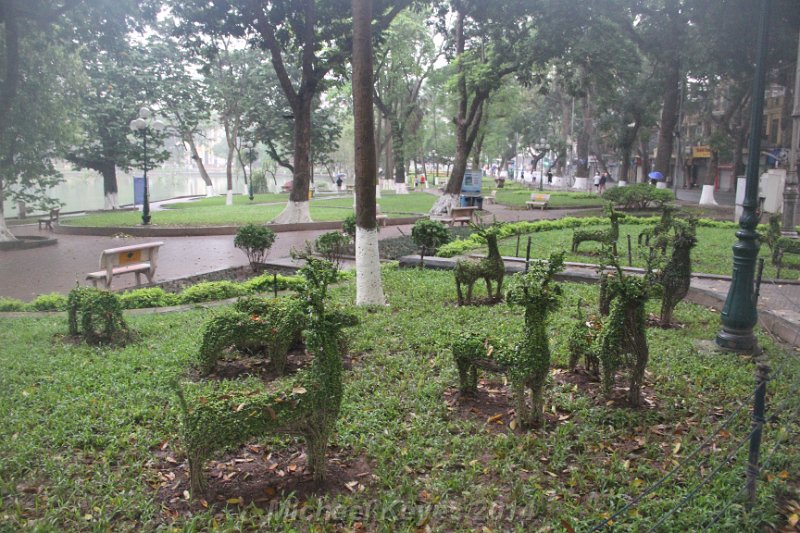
[593,172,601,193]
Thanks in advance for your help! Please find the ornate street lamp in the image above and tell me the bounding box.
[715,0,771,352]
[535,138,550,191]
[129,107,165,226]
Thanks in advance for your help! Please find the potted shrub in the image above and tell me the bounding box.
[234,224,276,271]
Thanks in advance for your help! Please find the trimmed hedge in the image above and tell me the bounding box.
[602,183,674,210]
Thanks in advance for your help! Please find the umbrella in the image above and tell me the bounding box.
[648,171,664,181]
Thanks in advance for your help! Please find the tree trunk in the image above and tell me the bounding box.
[654,57,680,179]
[392,123,408,194]
[101,163,120,210]
[704,149,719,187]
[273,95,314,223]
[576,95,591,179]
[0,3,20,242]
[352,0,385,306]
[186,133,215,196]
[224,122,236,205]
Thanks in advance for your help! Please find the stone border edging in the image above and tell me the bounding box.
[0,235,58,251]
[52,216,423,237]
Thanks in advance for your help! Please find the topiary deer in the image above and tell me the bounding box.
[197,296,306,375]
[638,204,678,251]
[571,205,622,254]
[453,252,564,428]
[765,214,800,278]
[454,225,505,305]
[655,217,697,325]
[592,258,651,407]
[567,299,600,375]
[177,258,357,496]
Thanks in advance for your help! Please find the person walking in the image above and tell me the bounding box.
[598,172,607,194]
[593,172,601,193]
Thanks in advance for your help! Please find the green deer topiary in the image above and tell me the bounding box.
[638,204,679,251]
[592,258,650,407]
[765,214,800,278]
[454,224,505,305]
[197,296,306,375]
[571,204,622,254]
[567,299,599,375]
[178,258,356,496]
[655,217,697,325]
[452,252,564,428]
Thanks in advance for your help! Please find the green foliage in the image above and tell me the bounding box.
[197,297,305,375]
[179,281,249,304]
[180,258,353,495]
[567,300,598,374]
[656,218,698,324]
[234,224,276,270]
[119,288,180,310]
[765,214,800,275]
[314,231,351,269]
[411,219,452,260]
[28,293,68,312]
[0,297,27,312]
[454,224,504,304]
[453,252,565,428]
[602,183,674,210]
[342,213,357,238]
[66,287,130,345]
[571,205,623,253]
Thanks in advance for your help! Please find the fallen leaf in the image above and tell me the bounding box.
[226,497,242,505]
[183,490,190,500]
[264,487,276,496]
[487,413,504,424]
[200,499,208,508]
[788,514,798,527]
[559,517,576,533]
[673,442,682,455]
[778,471,789,480]
[235,403,246,412]
[292,387,307,395]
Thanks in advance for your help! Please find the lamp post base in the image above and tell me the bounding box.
[715,327,760,354]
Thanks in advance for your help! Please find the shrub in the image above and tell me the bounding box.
[119,287,180,309]
[411,219,451,264]
[234,224,276,270]
[342,213,356,238]
[242,273,307,293]
[29,293,68,311]
[602,183,674,210]
[0,297,27,312]
[179,281,249,304]
[66,287,130,345]
[314,231,351,269]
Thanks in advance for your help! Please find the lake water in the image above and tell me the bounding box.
[4,165,296,216]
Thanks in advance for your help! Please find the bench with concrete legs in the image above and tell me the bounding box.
[86,242,164,288]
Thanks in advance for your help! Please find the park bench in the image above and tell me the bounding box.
[485,190,497,205]
[376,205,388,227]
[526,193,551,210]
[86,242,164,289]
[38,208,60,231]
[433,206,478,227]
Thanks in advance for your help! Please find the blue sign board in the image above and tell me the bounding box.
[461,170,482,194]
[133,177,145,205]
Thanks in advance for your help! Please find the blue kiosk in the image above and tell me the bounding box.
[459,169,484,210]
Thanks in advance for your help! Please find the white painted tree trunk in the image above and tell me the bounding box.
[430,193,458,216]
[355,226,385,306]
[699,185,718,206]
[104,192,119,210]
[226,189,233,206]
[376,184,381,199]
[0,214,15,241]
[206,185,215,197]
[272,200,312,223]
[394,182,409,194]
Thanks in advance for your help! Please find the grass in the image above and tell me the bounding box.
[481,179,606,209]
[491,223,800,279]
[1,268,798,530]
[61,192,436,227]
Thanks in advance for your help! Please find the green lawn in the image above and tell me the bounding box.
[62,192,436,227]
[0,269,797,530]
[491,223,800,279]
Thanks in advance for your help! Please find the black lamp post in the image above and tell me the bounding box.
[715,0,771,352]
[129,107,165,226]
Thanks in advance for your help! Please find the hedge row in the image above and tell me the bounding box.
[0,270,355,313]
[435,216,745,258]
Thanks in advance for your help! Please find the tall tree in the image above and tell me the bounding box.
[352,0,385,305]
[173,0,410,222]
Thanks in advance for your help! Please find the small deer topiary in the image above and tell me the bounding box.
[452,252,564,428]
[178,258,356,496]
[197,296,306,375]
[567,299,599,375]
[638,204,678,251]
[571,205,622,254]
[765,214,800,278]
[454,224,505,305]
[655,217,697,325]
[67,286,131,345]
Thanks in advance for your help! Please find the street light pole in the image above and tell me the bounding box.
[129,107,165,226]
[715,0,772,352]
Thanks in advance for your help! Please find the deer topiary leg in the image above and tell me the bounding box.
[188,452,208,496]
[305,430,330,482]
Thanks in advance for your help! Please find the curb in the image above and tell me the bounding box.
[52,216,423,237]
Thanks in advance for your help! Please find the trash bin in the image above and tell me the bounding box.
[475,196,484,210]
[459,195,469,207]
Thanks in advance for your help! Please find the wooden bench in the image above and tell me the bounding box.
[433,206,478,226]
[485,190,497,205]
[38,208,60,230]
[86,242,164,289]
[526,193,551,210]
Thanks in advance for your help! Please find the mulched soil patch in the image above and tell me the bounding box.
[444,367,659,433]
[149,442,374,523]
